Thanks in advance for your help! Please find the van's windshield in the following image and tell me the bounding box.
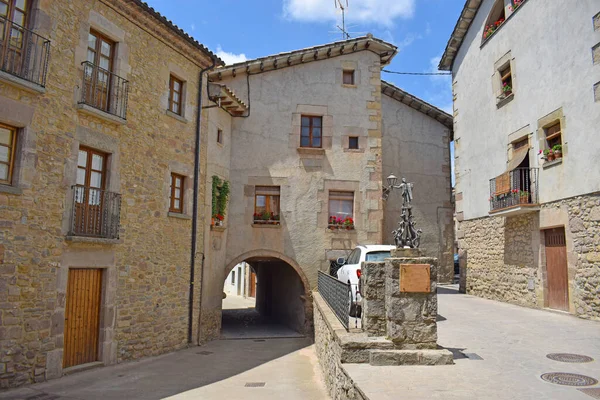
[365,251,391,262]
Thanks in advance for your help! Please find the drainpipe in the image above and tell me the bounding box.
[189,59,216,344]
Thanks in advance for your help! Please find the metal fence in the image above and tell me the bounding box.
[317,271,350,330]
[489,167,539,212]
[0,15,51,87]
[79,61,129,120]
[70,185,122,239]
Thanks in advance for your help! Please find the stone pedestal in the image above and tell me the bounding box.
[361,248,453,365]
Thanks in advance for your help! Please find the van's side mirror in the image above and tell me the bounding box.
[337,257,345,265]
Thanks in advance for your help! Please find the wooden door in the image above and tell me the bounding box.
[544,228,569,311]
[64,269,103,368]
[85,30,114,111]
[74,147,107,236]
[249,271,256,298]
[0,0,30,75]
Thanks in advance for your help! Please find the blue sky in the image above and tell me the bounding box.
[145,0,463,114]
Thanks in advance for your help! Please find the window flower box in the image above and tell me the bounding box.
[253,212,280,225]
[328,216,355,230]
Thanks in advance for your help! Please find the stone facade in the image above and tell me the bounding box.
[0,0,217,388]
[460,193,600,320]
[441,1,600,319]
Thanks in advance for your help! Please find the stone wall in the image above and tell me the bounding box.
[460,193,600,320]
[314,293,368,400]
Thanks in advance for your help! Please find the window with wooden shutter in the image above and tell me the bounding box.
[545,122,562,149]
[254,186,280,223]
[343,70,355,85]
[169,75,183,115]
[300,116,322,148]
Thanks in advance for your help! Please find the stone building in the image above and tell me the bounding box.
[440,0,600,319]
[0,0,453,389]
[0,0,222,387]
[200,36,454,342]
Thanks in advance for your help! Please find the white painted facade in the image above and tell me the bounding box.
[224,262,249,297]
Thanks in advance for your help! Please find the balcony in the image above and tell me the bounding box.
[78,61,129,121]
[0,15,51,89]
[489,168,539,216]
[69,185,122,240]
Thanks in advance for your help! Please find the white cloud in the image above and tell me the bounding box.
[283,0,416,27]
[216,45,248,65]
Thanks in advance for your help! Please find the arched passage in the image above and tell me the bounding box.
[220,250,313,339]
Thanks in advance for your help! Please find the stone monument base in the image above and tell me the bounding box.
[370,349,454,366]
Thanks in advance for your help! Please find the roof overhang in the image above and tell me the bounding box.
[208,34,397,81]
[207,83,248,116]
[381,80,453,136]
[438,0,483,71]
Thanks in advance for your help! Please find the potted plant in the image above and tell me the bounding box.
[543,148,555,162]
[343,216,354,230]
[214,214,224,226]
[502,81,512,96]
[519,190,529,204]
[273,214,280,225]
[552,144,562,159]
[261,211,271,223]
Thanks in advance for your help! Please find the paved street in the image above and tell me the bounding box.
[0,337,328,400]
[345,285,600,400]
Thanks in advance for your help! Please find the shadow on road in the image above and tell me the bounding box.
[221,308,304,339]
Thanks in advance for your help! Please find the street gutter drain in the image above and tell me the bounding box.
[546,353,594,363]
[541,372,598,387]
[245,382,266,387]
[197,351,213,355]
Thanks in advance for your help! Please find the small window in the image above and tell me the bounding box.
[300,115,322,148]
[343,70,355,85]
[217,129,223,144]
[483,0,506,40]
[254,186,280,223]
[499,64,512,97]
[0,124,18,185]
[545,122,562,149]
[348,136,359,150]
[169,173,184,213]
[329,191,354,223]
[169,75,183,115]
[231,271,235,284]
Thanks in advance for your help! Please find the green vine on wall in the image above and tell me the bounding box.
[211,175,230,218]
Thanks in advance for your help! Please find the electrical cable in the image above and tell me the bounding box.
[382,70,451,76]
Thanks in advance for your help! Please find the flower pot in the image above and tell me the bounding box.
[520,195,528,204]
[554,151,562,159]
[211,218,215,226]
[547,153,555,161]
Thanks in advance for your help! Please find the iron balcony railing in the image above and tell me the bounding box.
[489,167,539,213]
[0,15,51,87]
[317,271,351,330]
[79,61,129,120]
[70,185,122,239]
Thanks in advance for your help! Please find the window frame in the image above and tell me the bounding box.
[254,186,280,220]
[0,123,18,185]
[328,191,354,222]
[348,136,359,150]
[300,115,323,148]
[77,146,107,190]
[217,128,223,145]
[342,69,355,85]
[499,64,512,96]
[544,122,562,150]
[169,172,184,213]
[168,75,183,116]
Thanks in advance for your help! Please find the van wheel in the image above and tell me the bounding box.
[348,287,358,318]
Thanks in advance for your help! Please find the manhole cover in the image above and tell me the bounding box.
[197,351,213,355]
[245,382,266,387]
[541,372,598,387]
[546,353,594,363]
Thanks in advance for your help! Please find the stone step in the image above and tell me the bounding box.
[369,349,454,366]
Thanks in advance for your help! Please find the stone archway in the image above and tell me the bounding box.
[220,250,313,336]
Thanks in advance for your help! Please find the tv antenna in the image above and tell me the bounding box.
[335,0,350,39]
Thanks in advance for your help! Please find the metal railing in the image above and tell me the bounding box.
[79,61,129,120]
[489,167,539,212]
[0,15,51,87]
[70,185,122,239]
[318,271,351,330]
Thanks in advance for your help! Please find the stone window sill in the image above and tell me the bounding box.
[0,70,46,94]
[542,158,563,169]
[211,225,226,232]
[297,147,325,156]
[166,109,188,123]
[326,227,357,234]
[343,148,364,153]
[66,235,122,244]
[0,184,23,195]
[342,84,357,89]
[252,223,281,229]
[168,212,192,220]
[496,93,514,109]
[77,103,127,125]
